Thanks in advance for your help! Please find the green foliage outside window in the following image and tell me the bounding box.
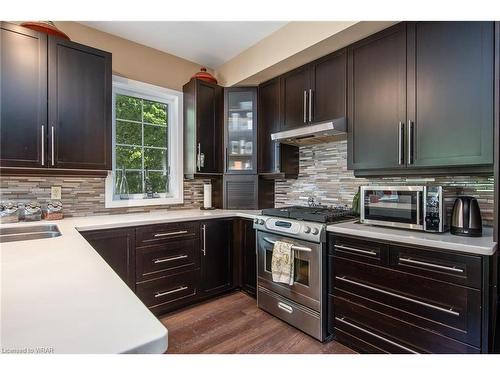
[114,94,169,195]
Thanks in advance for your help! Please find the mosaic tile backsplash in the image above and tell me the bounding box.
[275,140,495,226]
[0,176,210,217]
[0,140,495,225]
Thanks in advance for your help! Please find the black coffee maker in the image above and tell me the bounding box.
[450,196,482,237]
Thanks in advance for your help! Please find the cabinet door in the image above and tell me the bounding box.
[200,219,232,296]
[311,49,347,123]
[258,78,280,173]
[81,228,135,290]
[197,80,223,173]
[225,87,257,174]
[347,23,407,170]
[407,21,494,168]
[48,37,111,170]
[241,219,256,297]
[0,22,47,168]
[280,65,311,130]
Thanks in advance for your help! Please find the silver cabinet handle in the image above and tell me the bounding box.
[153,254,188,264]
[51,126,55,166]
[153,230,188,238]
[335,317,419,354]
[308,89,313,123]
[336,276,460,316]
[303,90,307,123]
[154,286,188,298]
[201,224,206,256]
[41,125,45,166]
[407,120,414,165]
[277,302,293,314]
[263,237,312,252]
[196,143,201,171]
[399,257,464,273]
[398,121,404,165]
[334,244,377,256]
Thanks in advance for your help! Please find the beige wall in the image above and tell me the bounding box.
[215,21,396,86]
[54,22,210,91]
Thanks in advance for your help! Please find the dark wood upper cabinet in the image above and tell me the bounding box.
[280,65,311,130]
[49,37,112,170]
[407,21,494,168]
[347,23,407,171]
[310,49,347,123]
[0,22,112,174]
[183,78,224,177]
[200,219,232,296]
[257,77,299,177]
[81,228,136,291]
[0,22,47,168]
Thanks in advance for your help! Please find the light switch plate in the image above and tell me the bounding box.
[51,186,62,200]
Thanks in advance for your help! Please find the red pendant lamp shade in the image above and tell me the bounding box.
[191,67,217,84]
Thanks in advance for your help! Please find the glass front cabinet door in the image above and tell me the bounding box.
[224,87,257,174]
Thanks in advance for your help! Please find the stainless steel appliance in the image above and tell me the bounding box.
[360,185,455,233]
[254,205,357,341]
[270,119,346,146]
[451,196,483,237]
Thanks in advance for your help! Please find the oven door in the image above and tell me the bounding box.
[257,231,321,312]
[360,186,424,230]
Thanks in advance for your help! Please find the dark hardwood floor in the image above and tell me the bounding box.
[160,291,356,354]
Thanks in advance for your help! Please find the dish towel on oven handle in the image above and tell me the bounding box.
[271,240,294,285]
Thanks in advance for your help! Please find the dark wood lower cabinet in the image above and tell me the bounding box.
[328,233,495,353]
[233,218,257,297]
[80,228,136,291]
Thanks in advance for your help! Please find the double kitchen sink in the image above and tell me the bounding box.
[0,224,61,243]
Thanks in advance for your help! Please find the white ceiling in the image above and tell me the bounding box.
[80,21,288,68]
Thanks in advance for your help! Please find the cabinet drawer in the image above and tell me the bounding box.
[136,221,199,247]
[136,238,199,281]
[334,296,480,354]
[330,234,388,265]
[136,270,198,309]
[389,244,482,288]
[333,257,481,347]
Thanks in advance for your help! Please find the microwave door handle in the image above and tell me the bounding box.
[416,191,421,225]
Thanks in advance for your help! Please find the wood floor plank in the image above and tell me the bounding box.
[160,291,357,354]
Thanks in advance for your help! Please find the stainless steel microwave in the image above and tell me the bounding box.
[360,186,453,233]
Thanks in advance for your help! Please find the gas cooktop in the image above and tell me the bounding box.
[261,205,358,223]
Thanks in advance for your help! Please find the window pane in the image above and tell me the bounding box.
[116,120,141,145]
[144,148,167,170]
[143,99,167,125]
[149,171,168,193]
[144,124,167,148]
[116,145,142,169]
[116,94,141,122]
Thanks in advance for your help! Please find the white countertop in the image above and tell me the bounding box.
[327,221,497,256]
[0,209,260,354]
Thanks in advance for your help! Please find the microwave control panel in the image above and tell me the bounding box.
[424,186,443,232]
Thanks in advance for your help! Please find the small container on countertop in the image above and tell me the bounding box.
[23,201,42,221]
[0,202,20,223]
[43,200,64,220]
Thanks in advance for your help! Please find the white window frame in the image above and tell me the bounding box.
[105,76,183,208]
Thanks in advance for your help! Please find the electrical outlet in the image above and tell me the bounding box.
[51,186,62,200]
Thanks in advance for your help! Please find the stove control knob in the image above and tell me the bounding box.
[254,218,259,224]
[312,228,320,235]
[303,226,311,233]
[259,219,265,225]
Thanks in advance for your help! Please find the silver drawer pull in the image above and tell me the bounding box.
[336,276,460,317]
[335,244,377,256]
[277,302,293,314]
[335,317,419,354]
[154,286,188,298]
[399,257,464,273]
[154,230,189,238]
[153,254,188,264]
[263,237,312,252]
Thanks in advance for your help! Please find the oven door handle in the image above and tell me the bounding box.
[263,237,312,252]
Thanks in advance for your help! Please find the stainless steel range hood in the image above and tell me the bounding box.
[270,118,347,146]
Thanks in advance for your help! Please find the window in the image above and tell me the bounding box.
[105,76,183,208]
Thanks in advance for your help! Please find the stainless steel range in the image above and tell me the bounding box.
[253,205,357,341]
